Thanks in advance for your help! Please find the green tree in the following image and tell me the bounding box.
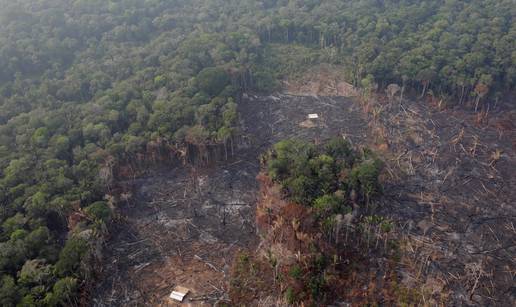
[0,275,19,307]
[55,238,88,277]
[313,194,343,218]
[31,128,50,148]
[195,67,230,97]
[350,159,383,202]
[18,259,53,288]
[43,277,78,307]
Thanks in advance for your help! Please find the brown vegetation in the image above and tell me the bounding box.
[229,172,424,306]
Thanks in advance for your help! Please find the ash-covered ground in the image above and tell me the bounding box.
[93,95,369,306]
[373,99,516,306]
[93,92,515,306]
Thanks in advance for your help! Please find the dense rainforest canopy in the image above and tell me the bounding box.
[0,0,514,305]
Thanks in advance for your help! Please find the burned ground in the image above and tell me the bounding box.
[371,98,516,306]
[92,163,259,306]
[93,95,370,306]
[93,91,515,306]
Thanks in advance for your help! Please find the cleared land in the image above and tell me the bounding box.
[372,97,516,305]
[93,95,369,306]
[94,92,515,306]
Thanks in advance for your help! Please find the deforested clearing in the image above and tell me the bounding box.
[0,1,514,306]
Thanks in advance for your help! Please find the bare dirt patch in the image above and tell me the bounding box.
[283,65,359,97]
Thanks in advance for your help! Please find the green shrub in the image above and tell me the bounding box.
[321,216,337,238]
[308,274,325,300]
[84,201,111,223]
[289,264,303,279]
[285,287,297,304]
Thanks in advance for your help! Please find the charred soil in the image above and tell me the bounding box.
[93,94,369,306]
[93,89,515,306]
[370,96,516,306]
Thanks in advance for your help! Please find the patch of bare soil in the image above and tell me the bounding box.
[283,65,359,97]
[93,94,370,306]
